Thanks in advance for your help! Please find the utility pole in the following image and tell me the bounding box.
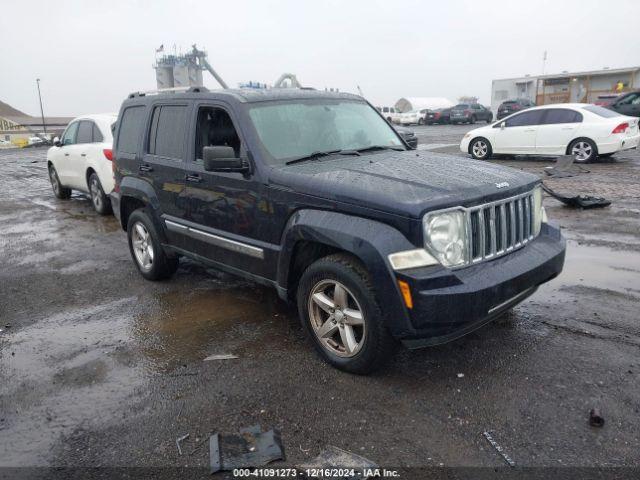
[36,78,47,137]
[542,51,547,75]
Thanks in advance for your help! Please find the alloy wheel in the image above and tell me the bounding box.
[571,141,592,162]
[131,221,154,271]
[308,280,366,358]
[90,177,103,211]
[472,140,488,159]
[49,168,60,195]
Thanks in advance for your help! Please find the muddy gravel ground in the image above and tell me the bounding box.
[1,127,639,478]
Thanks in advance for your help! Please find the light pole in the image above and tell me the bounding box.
[36,78,47,137]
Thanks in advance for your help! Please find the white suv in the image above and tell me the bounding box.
[47,114,117,214]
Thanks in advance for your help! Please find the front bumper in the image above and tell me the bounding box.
[394,223,565,348]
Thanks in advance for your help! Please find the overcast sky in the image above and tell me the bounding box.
[2,0,639,116]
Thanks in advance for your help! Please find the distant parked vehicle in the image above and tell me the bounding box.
[376,106,401,124]
[399,110,426,126]
[606,90,640,118]
[424,108,451,125]
[28,136,45,145]
[46,114,118,214]
[594,93,622,107]
[497,98,535,120]
[450,104,493,124]
[461,104,639,163]
[0,139,11,146]
[394,126,418,149]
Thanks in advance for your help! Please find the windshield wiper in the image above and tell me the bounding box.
[354,145,405,153]
[285,149,342,165]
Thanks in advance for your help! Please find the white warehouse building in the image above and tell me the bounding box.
[491,66,640,114]
[394,97,454,113]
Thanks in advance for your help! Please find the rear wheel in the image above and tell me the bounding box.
[418,118,424,125]
[89,172,112,215]
[127,209,178,280]
[297,253,396,374]
[469,115,476,124]
[569,138,597,163]
[470,137,492,160]
[48,165,71,199]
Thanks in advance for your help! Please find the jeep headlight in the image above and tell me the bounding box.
[532,186,544,236]
[423,210,468,267]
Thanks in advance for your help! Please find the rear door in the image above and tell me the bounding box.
[535,108,583,154]
[142,103,191,238]
[68,120,94,190]
[493,109,545,154]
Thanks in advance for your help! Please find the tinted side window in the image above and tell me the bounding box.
[62,122,79,145]
[148,105,188,160]
[505,110,544,127]
[117,106,145,154]
[92,123,104,142]
[76,121,93,144]
[542,109,582,124]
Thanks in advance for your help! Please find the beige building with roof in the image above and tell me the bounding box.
[0,100,73,146]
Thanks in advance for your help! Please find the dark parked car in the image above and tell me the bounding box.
[424,108,451,125]
[606,90,640,117]
[395,125,418,149]
[450,104,493,124]
[497,99,535,120]
[110,87,565,374]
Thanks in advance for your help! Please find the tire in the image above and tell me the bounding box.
[418,118,424,125]
[127,208,178,281]
[486,115,493,123]
[469,116,476,124]
[88,172,112,215]
[569,138,597,163]
[386,116,392,122]
[48,164,71,199]
[297,253,397,374]
[469,137,492,160]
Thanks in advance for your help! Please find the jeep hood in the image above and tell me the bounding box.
[269,150,539,218]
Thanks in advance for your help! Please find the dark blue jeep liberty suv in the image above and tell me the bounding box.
[110,87,565,374]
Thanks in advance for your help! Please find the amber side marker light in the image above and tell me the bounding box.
[398,280,413,309]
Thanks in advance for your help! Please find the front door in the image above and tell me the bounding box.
[55,121,81,185]
[614,92,640,117]
[493,109,545,154]
[183,103,269,278]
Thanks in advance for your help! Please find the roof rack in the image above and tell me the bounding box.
[128,86,209,98]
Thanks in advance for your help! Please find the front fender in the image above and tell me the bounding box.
[278,209,416,338]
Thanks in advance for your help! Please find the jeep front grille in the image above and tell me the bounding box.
[469,191,535,263]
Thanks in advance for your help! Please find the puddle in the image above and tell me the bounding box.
[133,285,291,371]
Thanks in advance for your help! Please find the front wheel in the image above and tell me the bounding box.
[89,173,112,215]
[48,165,71,199]
[297,253,396,374]
[470,137,492,160]
[127,209,178,280]
[469,116,476,124]
[569,138,597,163]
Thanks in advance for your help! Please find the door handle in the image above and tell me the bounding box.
[139,164,153,172]
[81,153,86,157]
[524,129,536,132]
[561,127,575,130]
[185,173,202,183]
[64,153,70,157]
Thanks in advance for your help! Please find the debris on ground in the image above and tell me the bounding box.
[542,185,611,209]
[203,353,239,361]
[298,446,378,479]
[210,425,284,474]
[482,431,516,467]
[544,155,590,178]
[176,433,189,455]
[589,408,605,427]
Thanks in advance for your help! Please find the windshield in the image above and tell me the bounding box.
[248,100,404,164]
[583,105,622,118]
[454,104,470,109]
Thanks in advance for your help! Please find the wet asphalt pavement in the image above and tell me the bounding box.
[1,125,639,477]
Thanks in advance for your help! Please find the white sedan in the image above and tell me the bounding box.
[460,104,640,163]
[47,114,117,214]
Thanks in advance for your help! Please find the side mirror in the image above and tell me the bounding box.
[53,136,61,147]
[203,146,248,172]
[500,122,506,130]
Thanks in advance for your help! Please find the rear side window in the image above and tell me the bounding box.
[148,105,188,160]
[117,106,146,154]
[542,109,583,124]
[92,123,104,142]
[76,121,93,144]
[583,105,621,118]
[504,110,544,127]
